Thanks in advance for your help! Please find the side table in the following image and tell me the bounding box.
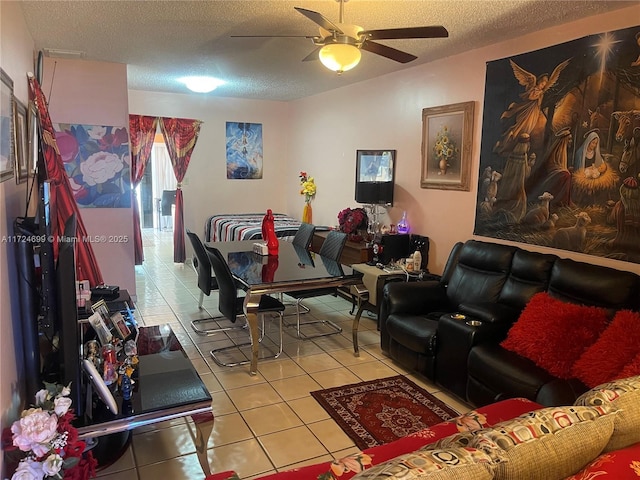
[349,264,407,356]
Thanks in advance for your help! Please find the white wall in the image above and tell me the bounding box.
[287,4,640,276]
[127,91,291,244]
[0,2,35,476]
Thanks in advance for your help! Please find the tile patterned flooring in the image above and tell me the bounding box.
[95,229,471,480]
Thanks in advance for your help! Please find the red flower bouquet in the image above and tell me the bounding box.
[3,383,97,480]
[337,208,369,239]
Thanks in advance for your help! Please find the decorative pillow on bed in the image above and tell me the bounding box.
[571,310,640,388]
[349,446,498,480]
[574,375,640,452]
[471,405,616,480]
[500,292,609,378]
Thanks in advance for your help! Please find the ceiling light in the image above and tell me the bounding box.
[43,48,85,59]
[179,76,225,93]
[318,44,361,74]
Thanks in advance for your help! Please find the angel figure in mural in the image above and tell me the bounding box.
[493,58,571,156]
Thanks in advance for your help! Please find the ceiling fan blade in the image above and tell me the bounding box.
[231,35,318,39]
[302,46,322,62]
[294,7,343,34]
[361,41,417,63]
[360,26,448,40]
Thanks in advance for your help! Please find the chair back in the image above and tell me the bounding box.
[161,190,177,215]
[292,223,316,249]
[319,231,347,262]
[186,229,213,295]
[207,246,240,323]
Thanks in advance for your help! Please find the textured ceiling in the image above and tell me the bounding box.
[18,0,636,101]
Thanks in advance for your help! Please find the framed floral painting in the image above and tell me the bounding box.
[420,101,474,191]
[0,68,14,183]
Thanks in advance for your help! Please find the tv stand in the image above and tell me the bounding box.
[76,324,214,475]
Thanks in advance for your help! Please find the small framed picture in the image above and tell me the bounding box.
[13,98,27,183]
[1,68,15,183]
[110,311,131,340]
[88,311,113,345]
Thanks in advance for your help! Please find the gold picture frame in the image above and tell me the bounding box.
[27,101,39,176]
[420,101,474,191]
[14,99,28,183]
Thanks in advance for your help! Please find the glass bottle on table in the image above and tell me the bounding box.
[397,211,410,234]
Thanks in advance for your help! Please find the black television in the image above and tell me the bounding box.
[14,182,84,414]
[355,150,396,205]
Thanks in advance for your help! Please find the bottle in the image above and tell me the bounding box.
[263,209,279,256]
[413,249,422,271]
[397,211,410,234]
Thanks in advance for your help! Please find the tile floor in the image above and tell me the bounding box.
[95,229,472,480]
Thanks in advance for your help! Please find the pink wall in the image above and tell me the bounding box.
[288,4,640,277]
[41,58,136,296]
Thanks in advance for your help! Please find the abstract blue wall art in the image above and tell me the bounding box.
[226,122,263,179]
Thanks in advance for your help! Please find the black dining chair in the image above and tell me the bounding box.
[186,229,224,335]
[283,222,317,314]
[292,222,316,249]
[206,246,285,367]
[285,230,348,339]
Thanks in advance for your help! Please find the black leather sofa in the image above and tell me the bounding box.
[379,239,640,407]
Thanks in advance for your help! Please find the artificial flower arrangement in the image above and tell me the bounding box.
[337,207,369,238]
[3,383,97,480]
[433,125,459,175]
[299,171,316,204]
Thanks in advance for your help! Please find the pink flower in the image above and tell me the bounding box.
[54,131,79,164]
[12,457,44,480]
[11,409,58,456]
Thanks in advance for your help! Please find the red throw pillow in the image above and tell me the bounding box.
[619,351,640,380]
[564,442,640,480]
[572,310,640,388]
[500,292,609,379]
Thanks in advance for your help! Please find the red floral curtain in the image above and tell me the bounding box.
[28,75,104,286]
[129,115,159,265]
[159,117,203,263]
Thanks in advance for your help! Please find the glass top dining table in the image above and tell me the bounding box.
[205,240,362,374]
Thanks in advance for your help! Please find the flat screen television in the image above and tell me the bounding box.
[355,150,396,205]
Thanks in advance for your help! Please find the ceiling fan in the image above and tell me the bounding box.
[231,0,448,73]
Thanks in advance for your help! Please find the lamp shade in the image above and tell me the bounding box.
[319,44,361,73]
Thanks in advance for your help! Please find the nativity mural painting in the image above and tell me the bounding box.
[474,25,640,263]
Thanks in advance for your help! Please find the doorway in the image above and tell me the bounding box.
[137,140,176,230]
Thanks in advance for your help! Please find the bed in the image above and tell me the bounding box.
[204,213,303,242]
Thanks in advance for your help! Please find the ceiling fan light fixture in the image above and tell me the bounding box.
[318,44,361,73]
[179,76,225,93]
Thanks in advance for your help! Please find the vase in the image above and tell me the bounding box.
[438,158,448,175]
[302,203,312,223]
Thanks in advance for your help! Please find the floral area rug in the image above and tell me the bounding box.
[311,375,459,450]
